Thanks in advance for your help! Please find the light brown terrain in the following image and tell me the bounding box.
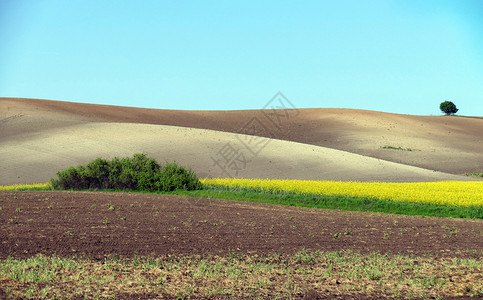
[1,97,482,185]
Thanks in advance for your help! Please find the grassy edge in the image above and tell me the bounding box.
[0,250,481,299]
[1,184,481,219]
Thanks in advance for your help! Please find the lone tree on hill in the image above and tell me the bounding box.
[440,101,458,115]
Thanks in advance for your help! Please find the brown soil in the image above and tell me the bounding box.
[1,191,481,260]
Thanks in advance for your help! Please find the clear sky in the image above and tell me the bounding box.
[1,0,482,115]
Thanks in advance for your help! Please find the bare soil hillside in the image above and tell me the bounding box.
[1,98,482,182]
[0,122,474,185]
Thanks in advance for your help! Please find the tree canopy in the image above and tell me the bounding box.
[440,101,458,115]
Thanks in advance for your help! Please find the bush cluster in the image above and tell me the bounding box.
[50,154,202,192]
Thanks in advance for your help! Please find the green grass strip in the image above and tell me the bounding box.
[173,186,482,219]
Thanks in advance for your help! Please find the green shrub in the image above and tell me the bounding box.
[157,163,202,191]
[50,154,201,192]
[466,172,483,178]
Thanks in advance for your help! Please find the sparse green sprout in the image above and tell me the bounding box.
[366,270,383,281]
[107,202,115,211]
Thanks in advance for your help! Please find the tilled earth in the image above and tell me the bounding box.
[0,191,481,260]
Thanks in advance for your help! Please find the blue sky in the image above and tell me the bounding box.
[1,0,482,115]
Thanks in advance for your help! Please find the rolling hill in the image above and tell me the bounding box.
[1,97,482,185]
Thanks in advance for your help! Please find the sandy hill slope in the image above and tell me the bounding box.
[1,97,481,184]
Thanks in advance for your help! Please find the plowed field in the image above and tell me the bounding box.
[1,191,481,260]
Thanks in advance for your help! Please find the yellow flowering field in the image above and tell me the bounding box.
[0,183,51,191]
[200,178,483,208]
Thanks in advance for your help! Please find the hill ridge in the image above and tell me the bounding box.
[1,97,482,184]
